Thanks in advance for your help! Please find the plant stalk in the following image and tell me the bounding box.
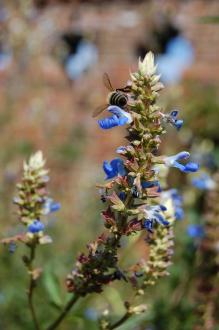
[46,295,79,330]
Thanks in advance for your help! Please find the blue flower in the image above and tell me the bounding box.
[42,198,61,215]
[98,106,132,130]
[192,174,215,190]
[187,224,204,238]
[161,189,184,220]
[143,205,169,232]
[143,219,153,232]
[164,151,199,173]
[103,158,126,179]
[169,110,183,130]
[28,220,45,233]
[141,180,161,192]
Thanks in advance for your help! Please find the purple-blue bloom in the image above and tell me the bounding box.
[169,110,183,130]
[43,198,61,215]
[171,189,184,220]
[103,158,126,179]
[164,151,199,173]
[98,106,132,130]
[162,189,184,220]
[143,205,169,232]
[141,180,161,192]
[28,220,45,233]
[192,174,215,190]
[187,224,204,238]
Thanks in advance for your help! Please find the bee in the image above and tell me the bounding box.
[92,73,131,118]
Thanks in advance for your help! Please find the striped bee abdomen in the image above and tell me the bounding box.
[109,91,128,108]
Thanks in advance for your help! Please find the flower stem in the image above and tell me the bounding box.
[109,312,131,330]
[46,295,79,330]
[27,244,40,330]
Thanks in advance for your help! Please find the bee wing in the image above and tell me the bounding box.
[92,104,108,118]
[103,72,114,91]
[117,86,131,93]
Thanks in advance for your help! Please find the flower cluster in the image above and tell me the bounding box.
[2,151,60,249]
[66,52,199,298]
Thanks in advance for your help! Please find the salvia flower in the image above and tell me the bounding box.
[103,158,126,179]
[164,110,183,130]
[42,198,61,215]
[28,220,45,233]
[143,205,169,232]
[141,180,161,192]
[187,224,204,238]
[98,106,132,130]
[161,189,184,221]
[164,151,199,173]
[192,173,215,190]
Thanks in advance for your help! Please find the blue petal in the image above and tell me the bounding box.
[154,213,169,226]
[175,207,184,220]
[98,115,119,129]
[143,219,153,231]
[108,105,124,116]
[50,202,61,213]
[187,224,204,238]
[103,161,116,179]
[173,161,187,172]
[170,110,178,117]
[160,205,167,211]
[28,220,45,233]
[174,119,183,130]
[141,180,160,188]
[175,151,190,161]
[184,162,199,172]
[118,116,129,126]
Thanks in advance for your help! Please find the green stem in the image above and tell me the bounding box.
[46,295,79,330]
[27,244,40,330]
[109,312,131,330]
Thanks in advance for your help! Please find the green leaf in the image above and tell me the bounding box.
[43,269,63,309]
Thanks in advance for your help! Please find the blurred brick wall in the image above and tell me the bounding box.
[0,0,218,229]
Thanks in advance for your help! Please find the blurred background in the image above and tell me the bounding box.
[0,0,219,329]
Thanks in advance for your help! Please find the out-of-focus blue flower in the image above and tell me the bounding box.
[162,189,184,220]
[164,151,199,173]
[65,40,98,80]
[141,180,161,192]
[28,220,45,233]
[171,189,184,220]
[98,106,132,130]
[143,205,169,232]
[42,198,61,215]
[156,35,194,85]
[187,224,204,238]
[192,174,215,190]
[168,110,183,130]
[84,307,98,321]
[103,158,126,180]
